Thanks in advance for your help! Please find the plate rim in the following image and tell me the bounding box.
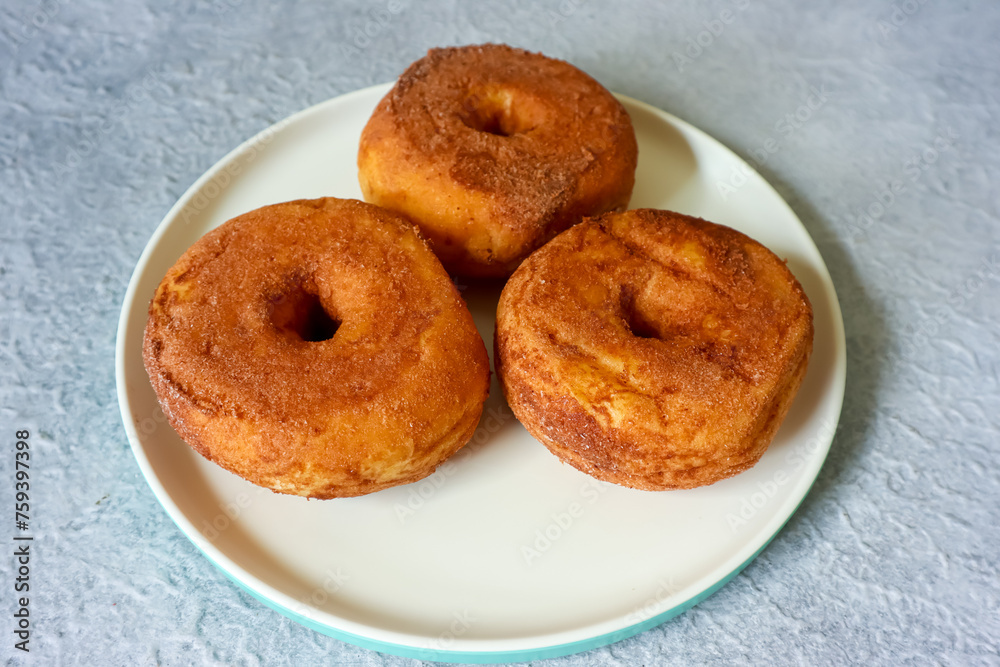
[116,83,847,662]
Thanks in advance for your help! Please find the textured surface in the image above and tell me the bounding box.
[1,1,998,665]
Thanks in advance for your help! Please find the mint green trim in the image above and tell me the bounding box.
[184,521,788,663]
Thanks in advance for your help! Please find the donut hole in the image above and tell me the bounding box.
[466,107,515,136]
[269,287,340,343]
[626,307,663,341]
[461,92,529,137]
[298,296,340,342]
[620,291,666,341]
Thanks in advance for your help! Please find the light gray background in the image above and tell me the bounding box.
[2,0,998,665]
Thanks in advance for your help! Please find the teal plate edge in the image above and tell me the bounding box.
[175,498,805,664]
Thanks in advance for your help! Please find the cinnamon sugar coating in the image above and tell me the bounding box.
[495,209,814,490]
[143,198,490,498]
[358,43,638,277]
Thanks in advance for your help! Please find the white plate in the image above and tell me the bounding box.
[116,84,845,663]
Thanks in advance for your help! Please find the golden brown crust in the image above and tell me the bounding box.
[495,209,814,490]
[358,43,638,277]
[143,198,490,498]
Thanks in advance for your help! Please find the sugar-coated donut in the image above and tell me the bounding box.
[143,198,490,498]
[495,209,813,490]
[358,44,638,277]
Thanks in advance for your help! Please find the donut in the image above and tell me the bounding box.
[357,43,638,277]
[143,198,490,498]
[495,209,814,490]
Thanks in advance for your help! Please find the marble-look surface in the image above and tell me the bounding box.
[1,1,998,664]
